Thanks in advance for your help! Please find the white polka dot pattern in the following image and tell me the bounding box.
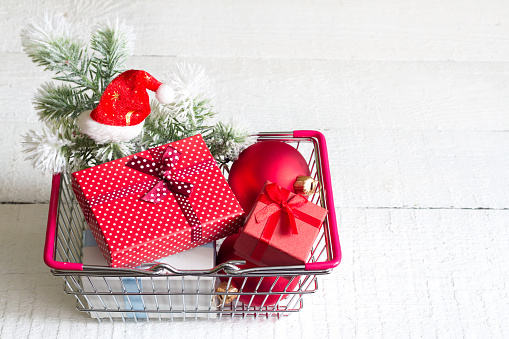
[125,155,161,176]
[165,179,194,197]
[89,178,159,207]
[174,158,216,180]
[140,180,172,203]
[173,192,202,241]
[71,134,245,268]
[126,142,215,243]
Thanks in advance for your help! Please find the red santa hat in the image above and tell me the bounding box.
[77,69,174,143]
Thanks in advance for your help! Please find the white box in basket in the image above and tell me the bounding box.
[82,229,216,319]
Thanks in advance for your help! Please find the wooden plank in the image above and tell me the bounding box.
[4,53,509,130]
[130,56,509,132]
[1,0,509,62]
[330,207,509,338]
[3,53,509,205]
[328,129,509,209]
[4,125,509,209]
[0,205,508,337]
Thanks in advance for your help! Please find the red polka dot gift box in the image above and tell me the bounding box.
[71,134,245,268]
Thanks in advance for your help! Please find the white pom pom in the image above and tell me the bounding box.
[155,83,175,104]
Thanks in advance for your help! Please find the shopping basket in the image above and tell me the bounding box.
[44,130,341,322]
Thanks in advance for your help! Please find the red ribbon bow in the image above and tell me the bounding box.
[125,145,215,242]
[255,183,308,234]
[126,146,196,203]
[250,183,323,262]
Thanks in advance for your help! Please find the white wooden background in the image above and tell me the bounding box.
[1,0,509,338]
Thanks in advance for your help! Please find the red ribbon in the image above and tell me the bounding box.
[250,183,323,262]
[126,146,198,203]
[122,145,214,242]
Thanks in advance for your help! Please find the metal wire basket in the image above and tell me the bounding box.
[44,130,341,322]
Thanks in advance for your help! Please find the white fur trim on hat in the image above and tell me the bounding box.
[155,83,175,104]
[76,110,144,144]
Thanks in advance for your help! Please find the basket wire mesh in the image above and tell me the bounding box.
[47,132,338,322]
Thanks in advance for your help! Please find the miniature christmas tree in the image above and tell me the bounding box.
[21,14,250,175]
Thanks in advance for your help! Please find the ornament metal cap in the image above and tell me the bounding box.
[293,175,320,196]
[215,281,239,305]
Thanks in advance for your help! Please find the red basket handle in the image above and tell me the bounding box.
[44,173,83,271]
[293,130,342,271]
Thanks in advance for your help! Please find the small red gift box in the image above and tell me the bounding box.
[72,134,244,268]
[233,181,328,267]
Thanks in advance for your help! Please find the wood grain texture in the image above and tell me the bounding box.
[4,128,509,207]
[331,129,509,209]
[5,53,509,129]
[1,0,508,337]
[333,207,509,338]
[1,0,509,61]
[1,205,508,338]
[2,52,509,202]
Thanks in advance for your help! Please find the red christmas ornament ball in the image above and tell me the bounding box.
[228,141,310,212]
[217,233,299,307]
